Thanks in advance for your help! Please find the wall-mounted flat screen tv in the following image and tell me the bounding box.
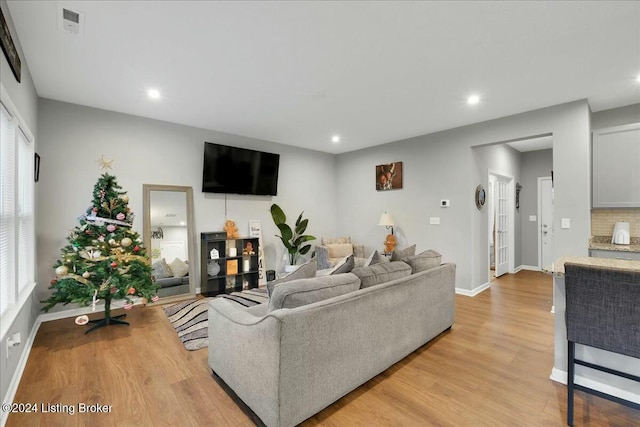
[202,142,280,196]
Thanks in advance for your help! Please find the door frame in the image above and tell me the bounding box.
[537,176,553,270]
[488,170,515,280]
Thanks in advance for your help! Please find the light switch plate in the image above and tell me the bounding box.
[561,218,571,229]
[529,215,537,222]
[430,217,440,225]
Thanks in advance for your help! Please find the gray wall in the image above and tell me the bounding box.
[335,100,591,292]
[520,149,553,267]
[0,0,40,410]
[36,99,338,310]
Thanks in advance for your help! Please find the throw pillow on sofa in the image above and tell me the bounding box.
[391,244,416,261]
[330,255,355,275]
[402,250,442,274]
[267,272,361,312]
[366,250,391,266]
[151,258,173,279]
[351,261,412,289]
[168,257,189,277]
[267,258,317,297]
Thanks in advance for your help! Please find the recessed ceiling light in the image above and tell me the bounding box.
[331,135,340,143]
[147,88,161,100]
[467,95,480,105]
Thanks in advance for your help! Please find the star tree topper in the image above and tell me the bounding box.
[97,155,113,170]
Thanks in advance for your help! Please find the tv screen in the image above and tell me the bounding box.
[202,142,280,196]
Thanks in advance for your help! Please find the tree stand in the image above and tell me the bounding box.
[85,296,129,334]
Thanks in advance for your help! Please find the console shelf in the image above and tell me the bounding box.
[200,232,259,297]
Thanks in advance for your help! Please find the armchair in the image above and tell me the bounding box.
[315,236,366,270]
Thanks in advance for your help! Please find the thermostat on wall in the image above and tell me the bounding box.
[440,199,450,208]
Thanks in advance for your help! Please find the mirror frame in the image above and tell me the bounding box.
[143,184,197,304]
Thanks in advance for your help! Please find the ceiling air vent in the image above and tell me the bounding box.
[57,4,85,36]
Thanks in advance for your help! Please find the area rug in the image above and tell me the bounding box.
[163,288,268,351]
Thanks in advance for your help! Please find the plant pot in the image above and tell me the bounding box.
[284,265,299,274]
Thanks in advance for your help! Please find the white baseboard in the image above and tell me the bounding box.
[456,282,490,297]
[519,265,541,272]
[39,298,147,323]
[1,318,41,427]
[550,367,640,404]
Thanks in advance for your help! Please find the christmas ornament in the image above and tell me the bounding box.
[120,194,129,203]
[110,261,118,268]
[107,224,116,232]
[127,287,136,295]
[110,286,117,294]
[109,239,117,246]
[92,207,98,213]
[121,237,133,247]
[123,303,133,310]
[98,235,105,242]
[85,229,92,235]
[55,265,69,277]
[133,245,140,252]
[75,315,89,325]
[50,279,57,285]
[116,212,125,221]
[97,155,113,170]
[82,271,91,279]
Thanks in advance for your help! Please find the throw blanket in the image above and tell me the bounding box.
[163,288,268,351]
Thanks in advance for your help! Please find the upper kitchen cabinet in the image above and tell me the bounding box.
[592,123,640,208]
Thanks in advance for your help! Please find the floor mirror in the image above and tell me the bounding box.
[143,184,197,303]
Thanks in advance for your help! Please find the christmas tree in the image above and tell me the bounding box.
[42,157,159,333]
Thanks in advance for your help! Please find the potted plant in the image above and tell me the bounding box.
[270,203,316,271]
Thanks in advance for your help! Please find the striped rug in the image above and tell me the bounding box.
[163,288,269,351]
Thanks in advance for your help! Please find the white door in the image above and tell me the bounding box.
[495,176,510,277]
[160,241,187,262]
[539,177,554,269]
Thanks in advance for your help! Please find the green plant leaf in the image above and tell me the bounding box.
[293,234,316,246]
[295,218,308,235]
[295,212,303,227]
[270,204,286,225]
[299,244,312,255]
[276,223,293,243]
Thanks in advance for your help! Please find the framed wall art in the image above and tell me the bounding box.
[0,8,21,83]
[376,162,403,191]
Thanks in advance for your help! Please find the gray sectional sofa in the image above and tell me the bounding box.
[208,258,456,427]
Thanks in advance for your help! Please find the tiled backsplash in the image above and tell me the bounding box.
[591,208,640,238]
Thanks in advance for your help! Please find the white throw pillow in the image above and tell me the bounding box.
[327,243,353,259]
[168,257,189,277]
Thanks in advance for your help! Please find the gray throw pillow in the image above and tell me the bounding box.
[267,273,361,312]
[267,258,317,297]
[367,250,391,266]
[402,249,442,274]
[351,261,412,289]
[391,244,416,261]
[331,255,355,275]
[314,245,331,270]
[151,258,172,279]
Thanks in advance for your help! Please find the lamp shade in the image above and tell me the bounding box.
[378,212,395,227]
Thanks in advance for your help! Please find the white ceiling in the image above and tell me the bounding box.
[6,1,640,154]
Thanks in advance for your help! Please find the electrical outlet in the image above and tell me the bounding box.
[561,218,571,229]
[6,332,21,359]
[430,217,440,225]
[529,215,537,222]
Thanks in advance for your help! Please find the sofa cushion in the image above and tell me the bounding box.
[267,258,317,297]
[168,257,189,277]
[330,255,355,275]
[315,245,331,270]
[151,258,173,279]
[351,261,412,289]
[402,250,442,274]
[326,243,354,259]
[391,244,416,261]
[267,273,361,312]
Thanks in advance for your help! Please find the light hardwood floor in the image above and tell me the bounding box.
[7,271,640,426]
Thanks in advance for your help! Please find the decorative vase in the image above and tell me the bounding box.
[284,264,299,274]
[208,261,221,276]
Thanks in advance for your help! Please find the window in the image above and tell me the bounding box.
[0,87,35,324]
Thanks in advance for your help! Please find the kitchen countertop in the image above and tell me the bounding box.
[589,242,640,252]
[544,256,640,276]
